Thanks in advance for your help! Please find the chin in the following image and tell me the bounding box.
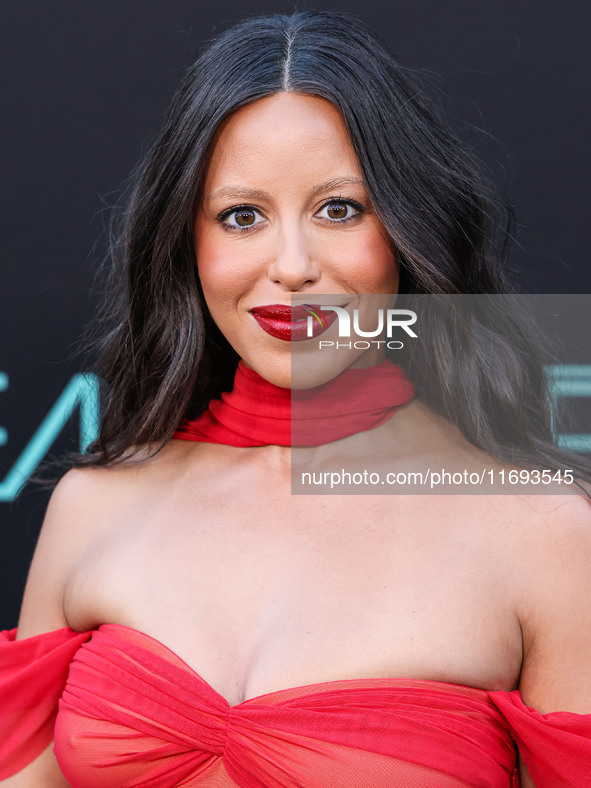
[242,346,381,391]
[291,349,377,390]
[241,355,292,389]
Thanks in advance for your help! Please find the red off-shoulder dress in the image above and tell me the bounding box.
[3,364,590,785]
[1,624,591,786]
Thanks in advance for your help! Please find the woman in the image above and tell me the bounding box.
[2,10,591,787]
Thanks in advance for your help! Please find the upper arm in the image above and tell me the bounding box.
[517,494,591,715]
[517,749,535,787]
[0,744,70,787]
[17,468,103,639]
[512,494,591,787]
[6,469,99,785]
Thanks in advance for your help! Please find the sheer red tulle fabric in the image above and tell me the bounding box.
[173,360,415,447]
[2,626,591,786]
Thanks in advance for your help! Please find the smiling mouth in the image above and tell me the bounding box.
[249,303,341,341]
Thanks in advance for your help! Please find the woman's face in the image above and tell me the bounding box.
[194,92,398,387]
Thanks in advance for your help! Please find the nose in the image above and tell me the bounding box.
[267,226,320,292]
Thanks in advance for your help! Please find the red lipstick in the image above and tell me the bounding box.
[250,303,339,341]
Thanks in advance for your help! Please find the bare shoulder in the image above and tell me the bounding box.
[481,489,591,588]
[16,465,117,638]
[28,440,185,541]
[16,439,206,639]
[504,490,591,570]
[16,447,171,640]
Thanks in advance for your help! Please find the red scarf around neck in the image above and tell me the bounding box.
[173,359,415,447]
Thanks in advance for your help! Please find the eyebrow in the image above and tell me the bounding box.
[206,176,366,203]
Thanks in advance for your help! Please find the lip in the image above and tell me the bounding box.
[249,303,341,341]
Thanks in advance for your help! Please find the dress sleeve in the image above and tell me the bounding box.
[488,689,591,787]
[0,626,92,779]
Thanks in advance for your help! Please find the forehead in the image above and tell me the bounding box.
[201,92,362,189]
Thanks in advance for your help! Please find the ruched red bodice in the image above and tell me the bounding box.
[3,625,591,786]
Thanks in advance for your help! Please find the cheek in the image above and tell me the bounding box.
[194,228,224,295]
[334,228,398,292]
[194,228,253,311]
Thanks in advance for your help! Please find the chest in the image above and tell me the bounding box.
[66,487,523,704]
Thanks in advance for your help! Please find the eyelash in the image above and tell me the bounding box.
[216,196,365,233]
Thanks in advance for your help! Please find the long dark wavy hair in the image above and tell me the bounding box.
[79,9,591,484]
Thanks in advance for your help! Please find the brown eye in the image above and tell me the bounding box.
[318,199,363,224]
[218,205,265,232]
[326,203,348,220]
[235,209,256,226]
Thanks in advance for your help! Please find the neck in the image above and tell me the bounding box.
[173,359,415,448]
